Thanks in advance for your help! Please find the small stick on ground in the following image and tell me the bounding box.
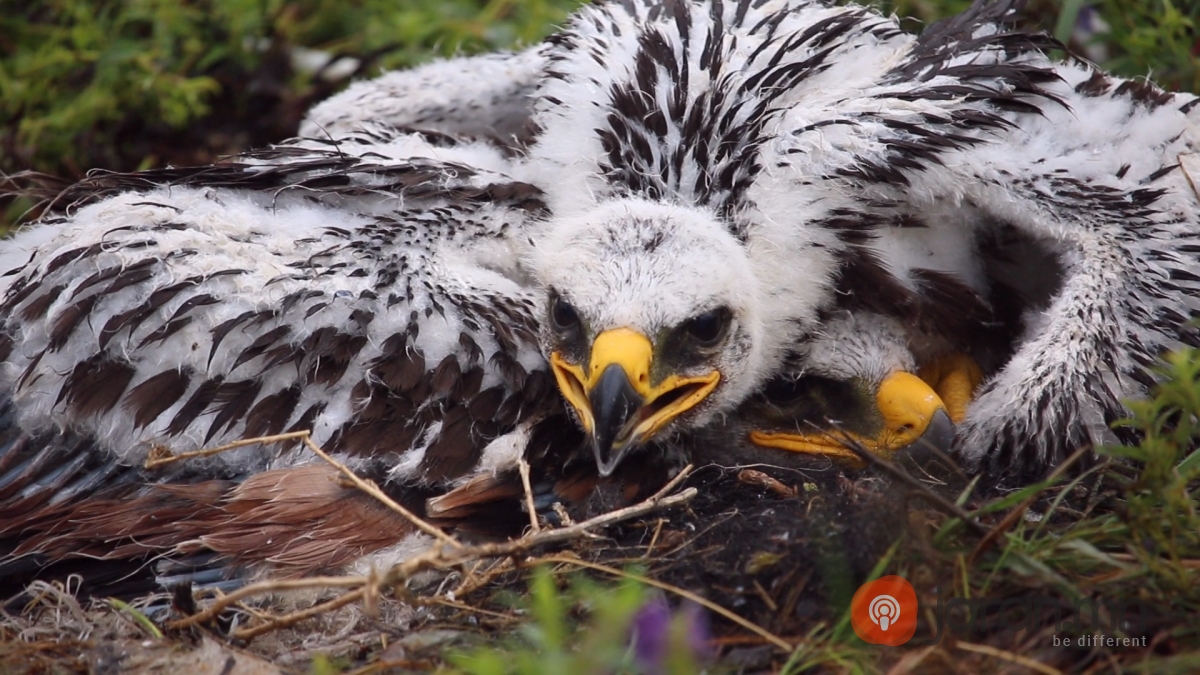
[1108,552,1200,569]
[169,463,699,638]
[168,577,369,630]
[234,587,368,640]
[143,431,461,549]
[233,485,700,639]
[646,463,695,501]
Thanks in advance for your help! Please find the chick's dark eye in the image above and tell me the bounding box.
[683,306,732,346]
[551,294,580,331]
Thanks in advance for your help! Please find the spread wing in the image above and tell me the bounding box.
[300,47,547,146]
[0,130,572,589]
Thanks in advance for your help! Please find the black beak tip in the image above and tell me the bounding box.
[914,408,956,455]
[589,363,646,476]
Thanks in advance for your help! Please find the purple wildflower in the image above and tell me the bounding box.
[630,596,714,674]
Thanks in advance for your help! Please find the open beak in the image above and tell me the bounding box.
[748,371,955,466]
[550,328,720,476]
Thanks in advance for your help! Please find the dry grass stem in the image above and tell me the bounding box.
[143,431,311,469]
[551,502,574,526]
[143,431,461,549]
[234,587,368,640]
[883,645,940,675]
[541,554,794,652]
[647,463,695,500]
[301,435,462,549]
[751,580,778,612]
[955,640,1064,675]
[829,427,989,535]
[1181,152,1200,201]
[1107,552,1200,569]
[644,517,666,558]
[168,576,373,630]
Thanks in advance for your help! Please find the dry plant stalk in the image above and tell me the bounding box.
[151,433,787,651]
[966,444,1091,564]
[538,554,794,652]
[300,435,461,548]
[955,640,1064,675]
[222,481,699,640]
[143,431,311,469]
[827,425,989,535]
[518,457,540,534]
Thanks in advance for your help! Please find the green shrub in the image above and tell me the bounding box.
[1102,349,1200,591]
[0,0,583,178]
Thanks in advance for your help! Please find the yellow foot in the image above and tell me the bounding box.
[747,429,866,466]
[917,353,983,423]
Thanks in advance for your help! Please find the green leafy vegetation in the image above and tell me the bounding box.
[1102,350,1200,591]
[447,567,654,675]
[1088,0,1198,94]
[0,0,584,179]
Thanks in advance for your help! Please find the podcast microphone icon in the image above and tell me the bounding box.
[851,576,916,645]
[868,595,901,631]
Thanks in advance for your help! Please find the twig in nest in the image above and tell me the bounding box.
[144,430,461,549]
[143,431,311,469]
[518,457,540,534]
[823,425,989,536]
[1107,552,1200,570]
[453,558,514,598]
[420,596,518,622]
[552,502,574,527]
[171,576,368,627]
[644,518,666,559]
[737,469,797,498]
[169,464,698,639]
[540,554,794,652]
[646,463,695,500]
[301,435,461,549]
[235,587,367,640]
[231,484,698,639]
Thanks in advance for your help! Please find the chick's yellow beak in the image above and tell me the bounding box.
[550,328,720,475]
[749,371,955,466]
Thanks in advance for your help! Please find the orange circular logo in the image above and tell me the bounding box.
[850,575,918,646]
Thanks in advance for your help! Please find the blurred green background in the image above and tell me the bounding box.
[1,0,1196,187]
